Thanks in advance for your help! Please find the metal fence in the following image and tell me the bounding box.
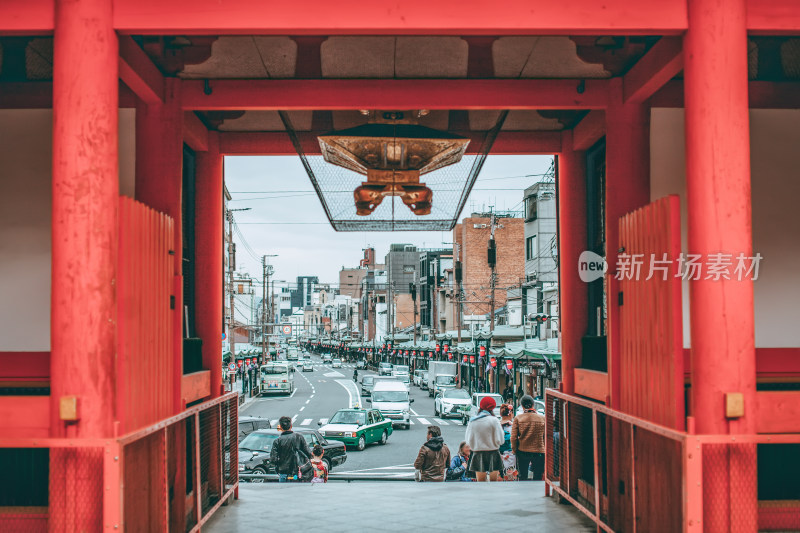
[0,392,238,533]
[545,389,800,533]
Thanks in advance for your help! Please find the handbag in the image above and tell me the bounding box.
[295,438,313,482]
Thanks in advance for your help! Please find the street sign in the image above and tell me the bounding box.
[281,324,292,336]
[222,332,227,340]
[228,363,236,371]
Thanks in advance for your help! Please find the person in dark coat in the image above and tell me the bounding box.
[271,416,312,482]
[414,426,451,482]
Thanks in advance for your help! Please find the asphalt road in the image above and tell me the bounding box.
[240,354,469,479]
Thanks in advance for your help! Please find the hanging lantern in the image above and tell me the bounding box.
[469,355,475,364]
[447,352,453,360]
[506,359,513,370]
[490,357,497,368]
[237,361,243,367]
[479,346,486,357]
[462,355,468,363]
[443,344,449,352]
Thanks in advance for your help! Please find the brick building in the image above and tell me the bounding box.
[454,214,525,320]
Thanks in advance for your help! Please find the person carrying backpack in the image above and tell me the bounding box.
[271,416,313,482]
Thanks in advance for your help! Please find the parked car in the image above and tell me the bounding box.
[413,370,425,386]
[332,358,343,368]
[434,388,472,418]
[356,360,367,369]
[318,408,393,451]
[300,360,314,372]
[516,399,546,416]
[378,362,393,376]
[238,416,271,438]
[238,428,347,481]
[322,354,332,364]
[367,380,413,429]
[461,393,504,425]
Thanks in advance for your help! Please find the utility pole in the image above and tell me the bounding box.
[488,211,503,333]
[455,243,463,346]
[431,258,438,336]
[261,255,276,363]
[410,281,417,344]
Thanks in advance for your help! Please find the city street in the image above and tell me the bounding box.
[240,354,470,480]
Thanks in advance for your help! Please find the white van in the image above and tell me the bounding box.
[368,380,413,429]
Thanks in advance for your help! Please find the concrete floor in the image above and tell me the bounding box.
[205,482,596,532]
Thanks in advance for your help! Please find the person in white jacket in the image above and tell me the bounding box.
[465,396,505,481]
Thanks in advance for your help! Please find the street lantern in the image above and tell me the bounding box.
[463,355,468,363]
[469,355,475,364]
[490,357,497,368]
[505,359,513,370]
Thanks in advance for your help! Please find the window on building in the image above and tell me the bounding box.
[525,195,538,221]
[526,235,538,261]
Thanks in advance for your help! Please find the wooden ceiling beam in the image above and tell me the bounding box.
[118,35,164,104]
[650,80,800,109]
[623,37,683,105]
[219,130,562,156]
[182,79,610,111]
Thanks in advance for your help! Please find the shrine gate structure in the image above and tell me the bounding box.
[1,0,799,531]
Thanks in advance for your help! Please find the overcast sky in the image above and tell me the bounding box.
[225,154,553,287]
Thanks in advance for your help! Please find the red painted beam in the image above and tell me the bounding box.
[650,80,800,109]
[182,370,211,405]
[572,110,605,151]
[0,352,50,379]
[219,130,562,156]
[183,111,209,152]
[623,37,683,104]
[111,0,687,35]
[574,368,608,402]
[183,79,610,111]
[0,82,136,108]
[0,0,54,34]
[756,391,800,434]
[118,35,164,104]
[0,396,50,437]
[747,0,800,35]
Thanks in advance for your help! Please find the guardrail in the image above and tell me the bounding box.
[544,389,800,532]
[0,392,239,533]
[239,473,415,482]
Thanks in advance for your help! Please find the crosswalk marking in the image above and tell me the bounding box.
[434,418,449,425]
[300,418,312,426]
[319,418,328,425]
[416,417,430,425]
[408,420,414,425]
[291,414,298,423]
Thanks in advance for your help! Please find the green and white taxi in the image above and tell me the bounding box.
[318,408,393,451]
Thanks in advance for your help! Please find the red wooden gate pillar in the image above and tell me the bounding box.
[135,79,184,412]
[685,0,757,529]
[557,131,588,395]
[605,79,650,408]
[51,0,117,528]
[194,132,223,397]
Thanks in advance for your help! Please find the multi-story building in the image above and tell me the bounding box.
[291,275,319,311]
[523,181,559,337]
[453,212,525,325]
[418,249,452,334]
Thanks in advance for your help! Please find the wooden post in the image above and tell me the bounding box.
[684,0,757,530]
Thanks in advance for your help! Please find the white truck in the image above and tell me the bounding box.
[427,361,458,397]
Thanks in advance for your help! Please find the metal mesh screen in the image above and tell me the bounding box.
[221,395,239,490]
[122,431,167,533]
[281,110,507,231]
[199,407,222,515]
[47,447,104,532]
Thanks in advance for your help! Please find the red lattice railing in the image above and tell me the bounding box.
[0,392,238,533]
[545,389,800,532]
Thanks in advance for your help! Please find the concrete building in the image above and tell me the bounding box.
[419,248,452,334]
[291,275,318,311]
[339,268,367,298]
[453,213,525,322]
[523,181,559,337]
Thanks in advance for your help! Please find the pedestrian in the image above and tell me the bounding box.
[310,444,328,484]
[511,395,546,481]
[270,416,313,483]
[465,396,505,482]
[503,384,513,402]
[413,425,451,482]
[446,442,473,482]
[498,404,513,453]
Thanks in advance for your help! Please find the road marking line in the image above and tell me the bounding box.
[408,420,414,425]
[434,418,449,425]
[410,408,419,416]
[291,415,298,423]
[299,406,305,412]
[319,418,328,425]
[416,417,430,425]
[300,418,312,426]
[305,399,310,404]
